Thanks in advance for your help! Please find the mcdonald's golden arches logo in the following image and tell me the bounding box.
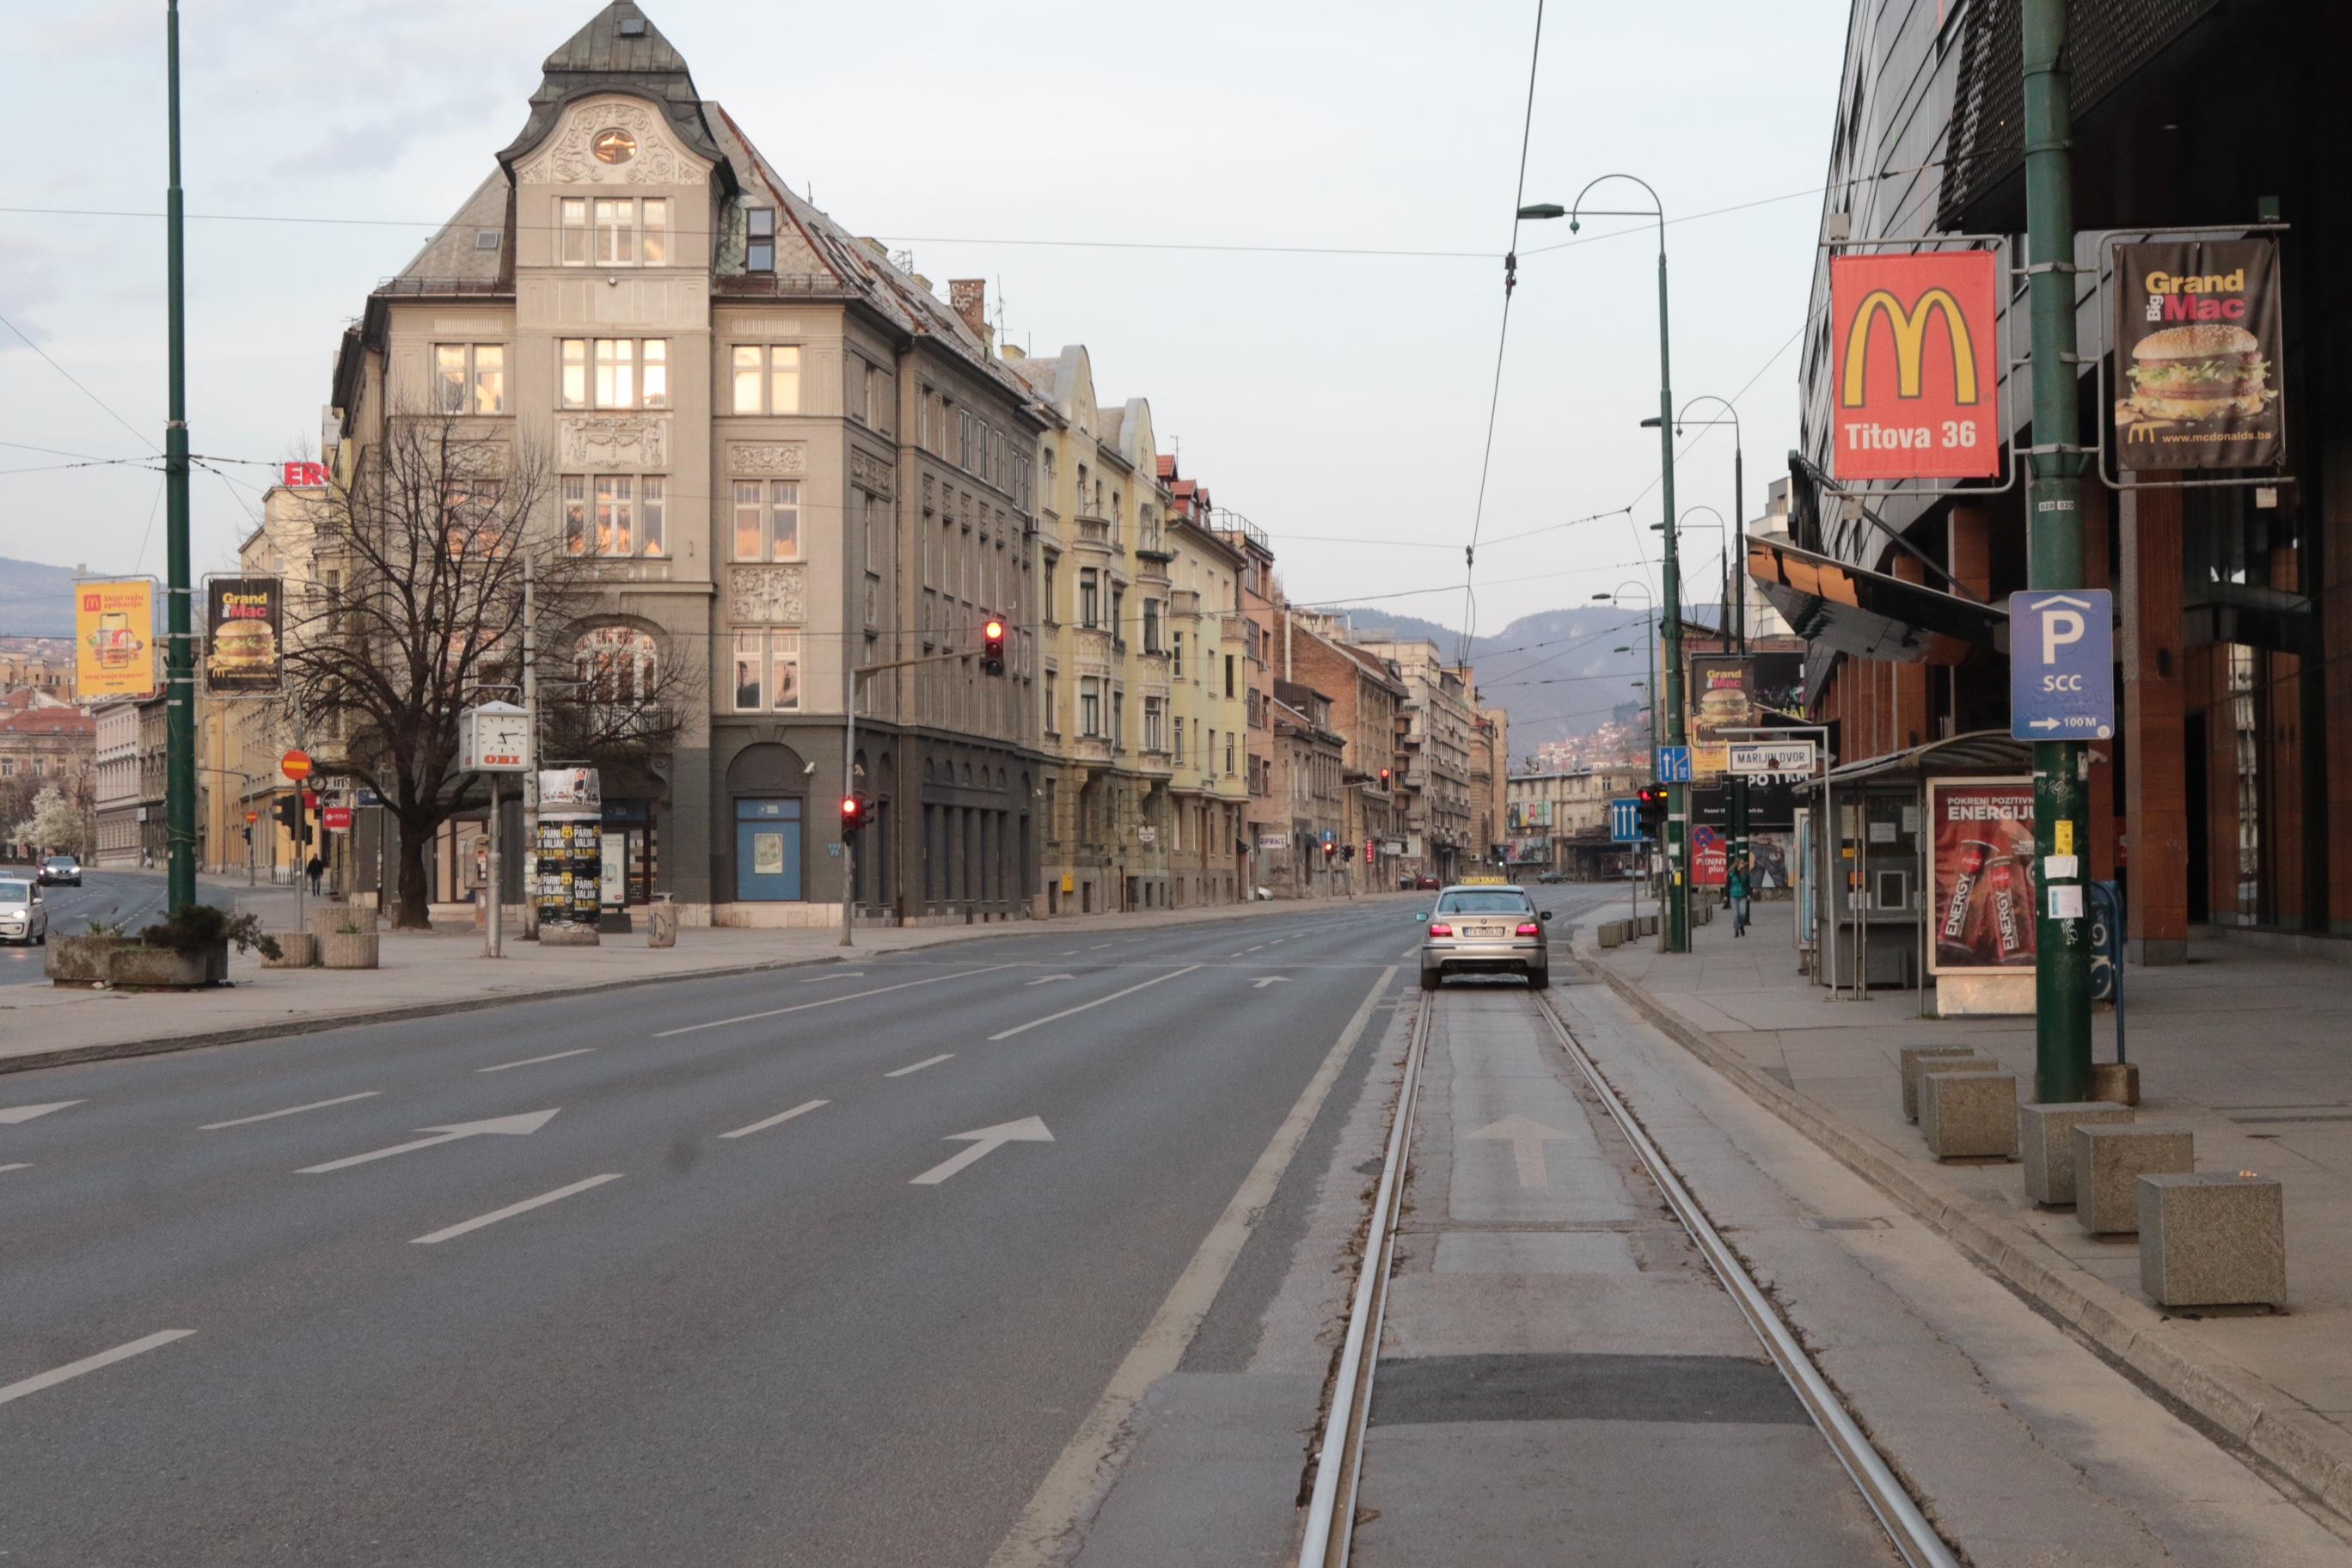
[1829,251,2001,481]
[1840,288,1980,407]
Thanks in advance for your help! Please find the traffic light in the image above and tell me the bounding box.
[1321,839,1337,861]
[981,619,1007,675]
[1636,784,1668,840]
[840,793,866,838]
[1379,767,1392,789]
[274,794,311,845]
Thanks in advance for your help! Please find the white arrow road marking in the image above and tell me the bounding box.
[799,971,867,983]
[1471,1115,1574,1189]
[989,965,1204,1041]
[719,1099,829,1140]
[1025,973,1078,985]
[886,1053,954,1078]
[656,965,1018,1037]
[0,1101,84,1125]
[478,1048,596,1074]
[1252,976,1290,989]
[201,1091,381,1130]
[0,1330,195,1407]
[910,1117,1053,1185]
[410,1173,622,1245]
[299,1109,561,1174]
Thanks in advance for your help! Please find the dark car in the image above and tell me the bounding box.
[37,855,81,887]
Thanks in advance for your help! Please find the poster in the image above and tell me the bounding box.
[203,576,284,694]
[1687,654,1753,777]
[2112,238,2284,469]
[1829,250,2002,481]
[1749,651,1804,719]
[1692,824,1727,887]
[74,579,156,699]
[1927,778,2037,973]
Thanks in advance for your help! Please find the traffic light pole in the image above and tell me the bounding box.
[2021,0,2092,1101]
[842,646,986,947]
[162,1,197,916]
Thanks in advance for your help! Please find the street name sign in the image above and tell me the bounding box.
[1726,739,1817,775]
[2009,590,2114,740]
[1609,798,1643,842]
[1655,745,1693,783]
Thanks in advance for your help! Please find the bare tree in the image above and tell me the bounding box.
[280,411,696,928]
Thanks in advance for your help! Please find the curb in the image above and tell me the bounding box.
[1575,947,2352,1528]
[2,893,1414,1078]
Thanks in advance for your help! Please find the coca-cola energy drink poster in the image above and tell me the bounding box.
[1928,779,2037,972]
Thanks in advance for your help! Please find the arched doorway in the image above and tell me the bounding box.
[726,742,806,902]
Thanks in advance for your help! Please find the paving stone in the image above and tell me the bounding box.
[2138,1172,2286,1307]
[2020,1101,2135,1205]
[2074,1124,2194,1235]
[1920,1071,2019,1161]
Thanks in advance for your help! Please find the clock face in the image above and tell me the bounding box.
[591,129,637,165]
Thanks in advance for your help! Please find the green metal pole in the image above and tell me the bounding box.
[164,0,197,915]
[2022,0,2092,1102]
[1729,437,1748,885]
[1655,242,1689,953]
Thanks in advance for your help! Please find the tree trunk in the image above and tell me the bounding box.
[394,817,435,930]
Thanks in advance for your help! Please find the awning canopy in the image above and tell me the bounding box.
[1811,729,2033,790]
[1746,536,2005,665]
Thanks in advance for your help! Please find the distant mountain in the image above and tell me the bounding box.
[0,555,101,638]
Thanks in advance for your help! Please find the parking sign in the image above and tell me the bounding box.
[2009,590,2114,740]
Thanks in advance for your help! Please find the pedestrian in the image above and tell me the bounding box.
[305,854,324,896]
[1727,854,1751,938]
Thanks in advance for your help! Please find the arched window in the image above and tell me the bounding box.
[574,624,659,709]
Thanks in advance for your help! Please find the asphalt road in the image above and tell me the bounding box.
[0,887,1619,1565]
[0,867,240,985]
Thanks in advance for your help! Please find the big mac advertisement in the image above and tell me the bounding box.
[2113,238,2284,469]
[1687,654,1753,777]
[204,576,284,694]
[1927,780,2037,973]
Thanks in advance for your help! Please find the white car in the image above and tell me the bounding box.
[0,876,48,946]
[1418,882,1550,991]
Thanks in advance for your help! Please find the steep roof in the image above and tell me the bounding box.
[391,171,510,288]
[495,3,726,182]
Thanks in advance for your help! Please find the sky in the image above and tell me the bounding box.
[1,0,1848,695]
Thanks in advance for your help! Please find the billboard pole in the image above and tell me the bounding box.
[162,0,197,915]
[2022,0,2092,1101]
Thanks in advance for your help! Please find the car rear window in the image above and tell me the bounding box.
[1435,891,1532,915]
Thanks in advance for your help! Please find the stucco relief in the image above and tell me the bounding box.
[731,565,807,623]
[519,101,708,187]
[848,449,895,498]
[728,444,806,477]
[560,415,668,469]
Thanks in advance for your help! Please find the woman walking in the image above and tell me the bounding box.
[1727,854,1752,939]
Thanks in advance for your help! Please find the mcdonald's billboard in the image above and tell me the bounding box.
[1830,251,2001,481]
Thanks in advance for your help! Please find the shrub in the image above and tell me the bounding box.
[139,903,283,963]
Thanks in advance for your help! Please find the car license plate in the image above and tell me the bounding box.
[1467,922,1507,938]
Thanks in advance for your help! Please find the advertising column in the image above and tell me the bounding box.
[535,768,603,947]
[1926,778,2037,1015]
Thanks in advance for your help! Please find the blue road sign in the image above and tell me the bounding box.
[2010,590,2114,741]
[1655,745,1693,783]
[1609,798,1642,842]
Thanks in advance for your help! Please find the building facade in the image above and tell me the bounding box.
[1355,637,1475,884]
[1270,681,1346,897]
[1507,764,1647,879]
[1215,514,1283,889]
[1281,614,1410,891]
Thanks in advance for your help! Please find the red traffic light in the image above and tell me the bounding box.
[981,618,1007,675]
[840,794,863,826]
[983,618,1005,640]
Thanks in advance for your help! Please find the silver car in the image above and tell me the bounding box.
[0,875,48,946]
[1418,883,1549,990]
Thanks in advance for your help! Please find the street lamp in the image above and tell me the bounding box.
[1531,175,1689,951]
[1595,584,1657,766]
[1655,395,1753,886]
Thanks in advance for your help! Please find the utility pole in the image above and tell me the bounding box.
[162,0,196,916]
[2021,0,2092,1101]
[520,553,538,940]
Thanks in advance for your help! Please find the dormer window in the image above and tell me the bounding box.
[745,206,775,273]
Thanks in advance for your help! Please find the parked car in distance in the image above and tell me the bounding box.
[1536,871,1566,884]
[1417,882,1550,991]
[38,855,81,887]
[1415,874,1441,890]
[0,875,48,945]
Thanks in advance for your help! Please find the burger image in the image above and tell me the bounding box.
[2124,322,2273,424]
[1697,685,1750,734]
[208,616,278,675]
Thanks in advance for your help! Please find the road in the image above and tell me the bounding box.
[3,888,1591,1566]
[0,867,253,986]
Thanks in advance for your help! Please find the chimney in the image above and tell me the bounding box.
[949,279,992,349]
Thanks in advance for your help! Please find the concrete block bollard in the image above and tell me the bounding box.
[2090,1062,2141,1107]
[2138,1173,2285,1307]
[1920,1071,2019,1161]
[1899,1047,1983,1122]
[2019,1101,2135,1205]
[1636,915,1658,936]
[1598,922,1624,949]
[2073,1124,2194,1235]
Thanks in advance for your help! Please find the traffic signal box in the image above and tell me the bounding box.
[982,620,1006,676]
[1636,785,1668,841]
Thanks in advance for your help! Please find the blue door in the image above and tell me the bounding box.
[735,798,803,901]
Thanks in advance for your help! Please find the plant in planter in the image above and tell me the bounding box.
[319,918,382,971]
[139,904,283,963]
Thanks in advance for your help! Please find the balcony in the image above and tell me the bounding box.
[1220,618,1247,645]
[1170,588,1202,617]
[1073,513,1114,552]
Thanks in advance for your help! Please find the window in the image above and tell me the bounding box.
[1044,670,1059,733]
[432,344,505,415]
[575,626,658,709]
[745,205,775,273]
[1112,690,1125,749]
[1143,697,1165,752]
[732,630,800,712]
[559,198,589,265]
[1110,588,1125,646]
[1043,557,1058,622]
[1226,732,1236,775]
[1081,679,1101,738]
[732,480,801,560]
[572,196,666,266]
[1224,654,1236,698]
[559,339,665,409]
[1142,599,1161,653]
[641,198,669,266]
[1078,569,1099,628]
[560,474,661,557]
[1172,630,1184,677]
[732,345,801,415]
[1173,717,1185,765]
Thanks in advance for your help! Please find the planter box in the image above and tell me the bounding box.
[46,934,129,986]
[308,904,377,939]
[263,933,320,969]
[107,941,227,990]
[319,932,381,970]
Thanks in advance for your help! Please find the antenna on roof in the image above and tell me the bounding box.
[992,276,1008,344]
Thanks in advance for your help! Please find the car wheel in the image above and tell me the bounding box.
[1527,966,1549,991]
[1419,967,1442,992]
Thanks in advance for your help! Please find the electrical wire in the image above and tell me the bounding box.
[0,308,157,456]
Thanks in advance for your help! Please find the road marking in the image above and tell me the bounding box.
[299,1109,560,1173]
[1025,973,1077,985]
[1060,948,1081,955]
[1088,942,1113,950]
[910,1117,1052,1185]
[1245,944,1265,952]
[0,1163,28,1173]
[799,970,867,983]
[654,964,1018,1037]
[986,964,1398,1568]
[1252,976,1290,989]
[0,1100,85,1125]
[988,965,1204,1041]
[1471,1114,1573,1188]
[886,1053,954,1078]
[719,1099,829,1139]
[478,1048,596,1074]
[201,1091,382,1130]
[410,1173,622,1245]
[0,1330,196,1408]
[1398,944,1420,959]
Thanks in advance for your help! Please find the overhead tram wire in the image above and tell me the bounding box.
[0,307,159,458]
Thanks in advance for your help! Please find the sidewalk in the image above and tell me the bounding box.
[0,888,1415,1075]
[1583,898,2352,1524]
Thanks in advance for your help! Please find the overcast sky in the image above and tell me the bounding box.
[3,0,1846,702]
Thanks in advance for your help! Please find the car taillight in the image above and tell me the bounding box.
[1516,922,1541,937]
[1427,923,1454,937]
